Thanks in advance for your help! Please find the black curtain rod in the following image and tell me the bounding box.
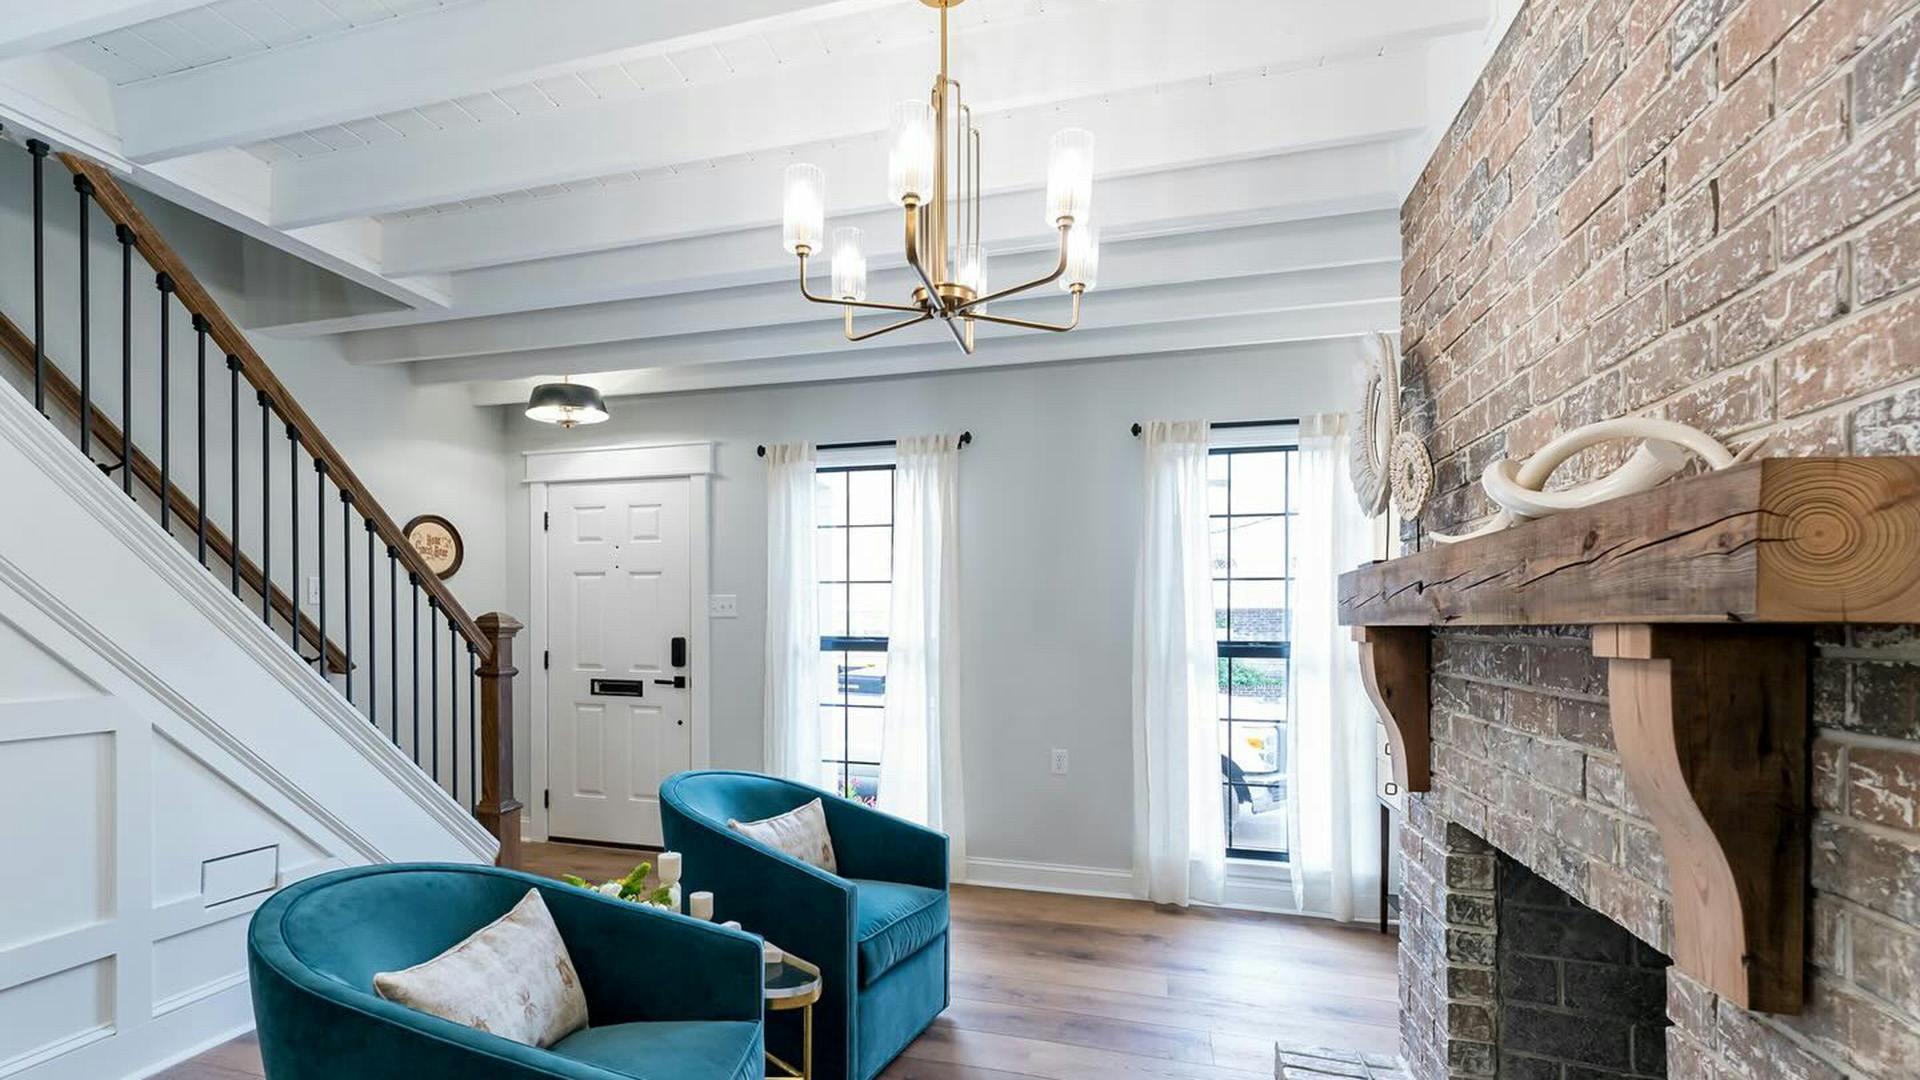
[757,431,972,457]
[1129,418,1299,437]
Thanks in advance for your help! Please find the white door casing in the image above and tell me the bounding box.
[545,477,693,846]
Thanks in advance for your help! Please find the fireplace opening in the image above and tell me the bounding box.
[1496,854,1672,1079]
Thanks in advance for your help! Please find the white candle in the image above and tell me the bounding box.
[689,891,714,920]
[657,851,682,886]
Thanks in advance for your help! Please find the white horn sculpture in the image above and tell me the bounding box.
[1430,417,1761,544]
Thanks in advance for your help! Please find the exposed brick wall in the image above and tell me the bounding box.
[1397,0,1920,1076]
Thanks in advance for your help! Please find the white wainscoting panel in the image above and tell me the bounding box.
[0,384,494,1080]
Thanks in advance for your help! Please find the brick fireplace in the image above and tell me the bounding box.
[1390,0,1920,1076]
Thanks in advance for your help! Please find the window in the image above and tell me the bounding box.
[1209,442,1296,861]
[816,463,893,803]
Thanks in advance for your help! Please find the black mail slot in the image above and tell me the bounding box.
[590,679,646,697]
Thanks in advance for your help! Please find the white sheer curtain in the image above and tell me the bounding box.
[1131,420,1225,906]
[763,442,821,782]
[879,434,966,878]
[1288,413,1381,920]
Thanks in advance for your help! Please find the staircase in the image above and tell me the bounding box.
[0,136,529,1078]
[0,139,525,864]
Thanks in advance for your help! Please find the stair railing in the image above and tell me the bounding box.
[4,139,522,866]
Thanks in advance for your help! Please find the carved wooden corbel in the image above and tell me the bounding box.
[1353,625,1431,793]
[1592,624,1808,1014]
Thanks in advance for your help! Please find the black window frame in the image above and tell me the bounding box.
[1211,441,1297,863]
[816,462,894,802]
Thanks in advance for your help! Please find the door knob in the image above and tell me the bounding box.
[654,676,687,689]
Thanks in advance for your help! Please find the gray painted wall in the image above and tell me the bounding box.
[506,341,1365,873]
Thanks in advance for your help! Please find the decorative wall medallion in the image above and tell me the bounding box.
[404,514,464,579]
[1430,417,1757,543]
[1390,430,1433,518]
[1348,332,1399,517]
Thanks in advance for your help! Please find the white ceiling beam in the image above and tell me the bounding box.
[250,139,1408,338]
[0,0,208,61]
[0,52,445,314]
[404,260,1400,384]
[383,141,1365,277]
[114,0,905,163]
[463,301,1400,403]
[347,211,1401,365]
[269,0,1477,226]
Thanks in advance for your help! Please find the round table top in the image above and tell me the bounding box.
[764,953,822,1009]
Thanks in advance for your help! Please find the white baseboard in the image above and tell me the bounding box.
[958,856,1138,899]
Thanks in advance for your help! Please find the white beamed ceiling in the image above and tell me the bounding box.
[0,0,1512,399]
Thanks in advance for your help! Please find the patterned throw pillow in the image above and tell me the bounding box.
[373,888,588,1048]
[729,797,839,874]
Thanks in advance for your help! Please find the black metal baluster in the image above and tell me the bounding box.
[449,615,460,802]
[229,356,241,596]
[288,424,300,652]
[29,139,47,415]
[118,225,134,496]
[366,519,378,729]
[157,273,175,530]
[429,595,440,786]
[75,174,92,456]
[259,391,271,625]
[342,491,354,705]
[468,644,478,809]
[193,315,209,566]
[389,549,400,744]
[315,457,327,675]
[410,572,421,761]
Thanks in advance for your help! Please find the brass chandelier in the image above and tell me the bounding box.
[781,0,1099,354]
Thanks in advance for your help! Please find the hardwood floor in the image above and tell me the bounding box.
[159,842,1400,1080]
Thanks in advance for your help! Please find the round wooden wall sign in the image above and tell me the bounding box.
[404,514,464,579]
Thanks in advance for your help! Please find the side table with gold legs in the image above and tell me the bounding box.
[763,951,822,1080]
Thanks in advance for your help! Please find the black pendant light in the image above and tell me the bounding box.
[525,377,608,428]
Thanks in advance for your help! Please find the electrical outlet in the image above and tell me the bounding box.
[305,574,321,606]
[708,594,739,618]
[1050,749,1069,775]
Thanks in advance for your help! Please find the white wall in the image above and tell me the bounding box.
[506,340,1365,876]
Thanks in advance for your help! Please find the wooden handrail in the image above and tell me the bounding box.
[60,153,492,662]
[0,309,349,674]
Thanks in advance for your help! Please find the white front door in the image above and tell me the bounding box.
[546,477,693,846]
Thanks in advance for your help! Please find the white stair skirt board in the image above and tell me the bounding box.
[0,383,492,1080]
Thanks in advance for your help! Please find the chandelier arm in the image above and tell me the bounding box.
[951,223,1071,313]
[903,202,972,353]
[844,308,934,342]
[901,203,946,309]
[796,253,925,314]
[967,287,1082,333]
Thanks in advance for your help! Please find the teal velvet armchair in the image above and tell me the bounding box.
[247,863,765,1080]
[659,770,950,1080]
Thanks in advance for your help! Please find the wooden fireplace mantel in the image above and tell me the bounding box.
[1338,456,1920,1015]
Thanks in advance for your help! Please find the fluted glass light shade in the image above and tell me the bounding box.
[831,226,867,301]
[888,100,935,205]
[782,163,825,254]
[526,380,609,428]
[1045,128,1094,225]
[1063,222,1099,291]
[956,241,987,296]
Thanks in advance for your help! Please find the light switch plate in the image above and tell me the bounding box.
[1050,749,1069,775]
[708,594,739,618]
[305,574,320,606]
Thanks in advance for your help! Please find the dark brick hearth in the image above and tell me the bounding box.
[1498,854,1670,1078]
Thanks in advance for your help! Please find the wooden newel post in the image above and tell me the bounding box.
[475,612,524,869]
